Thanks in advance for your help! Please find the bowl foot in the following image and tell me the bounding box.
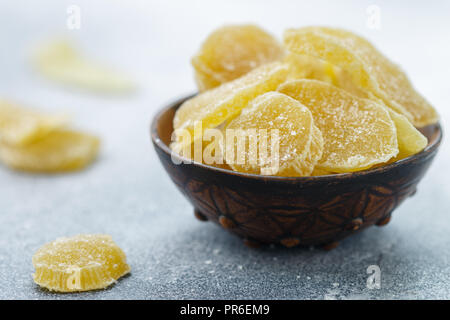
[243,238,262,249]
[280,237,301,248]
[376,214,391,227]
[345,218,363,231]
[322,241,340,251]
[194,209,208,222]
[219,215,236,229]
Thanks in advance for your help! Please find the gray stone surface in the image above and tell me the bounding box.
[0,1,449,300]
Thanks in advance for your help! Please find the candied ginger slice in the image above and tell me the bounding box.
[284,27,438,127]
[225,92,321,177]
[169,139,231,170]
[32,234,130,292]
[388,109,427,160]
[0,100,67,146]
[284,53,368,99]
[278,79,398,172]
[173,62,288,147]
[192,24,284,91]
[311,167,333,176]
[0,129,100,173]
[33,39,135,93]
[285,53,336,84]
[300,126,324,176]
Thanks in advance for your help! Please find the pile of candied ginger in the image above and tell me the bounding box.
[172,25,438,176]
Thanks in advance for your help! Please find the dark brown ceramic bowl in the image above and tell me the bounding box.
[151,95,442,249]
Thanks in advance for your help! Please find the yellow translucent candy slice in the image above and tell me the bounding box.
[284,27,438,127]
[170,120,230,169]
[169,139,231,170]
[285,53,336,83]
[0,100,67,146]
[302,126,324,176]
[173,62,288,147]
[194,69,221,93]
[33,234,130,292]
[278,79,398,172]
[33,40,135,93]
[225,92,322,177]
[388,109,427,160]
[192,24,284,91]
[0,129,100,173]
[311,167,333,176]
[284,53,367,98]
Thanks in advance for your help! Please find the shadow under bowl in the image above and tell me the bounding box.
[151,95,442,249]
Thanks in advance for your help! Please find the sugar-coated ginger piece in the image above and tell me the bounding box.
[192,25,284,91]
[173,62,288,148]
[224,92,322,177]
[284,27,438,127]
[0,100,67,146]
[0,129,100,173]
[33,234,130,292]
[278,79,398,172]
[33,39,135,93]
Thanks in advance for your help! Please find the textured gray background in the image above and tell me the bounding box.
[0,0,449,300]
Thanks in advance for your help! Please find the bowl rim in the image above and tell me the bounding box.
[151,94,443,182]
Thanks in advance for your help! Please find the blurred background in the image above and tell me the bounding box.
[1,0,449,299]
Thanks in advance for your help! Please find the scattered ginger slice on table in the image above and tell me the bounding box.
[0,129,99,173]
[33,234,130,292]
[0,100,67,146]
[33,39,135,93]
